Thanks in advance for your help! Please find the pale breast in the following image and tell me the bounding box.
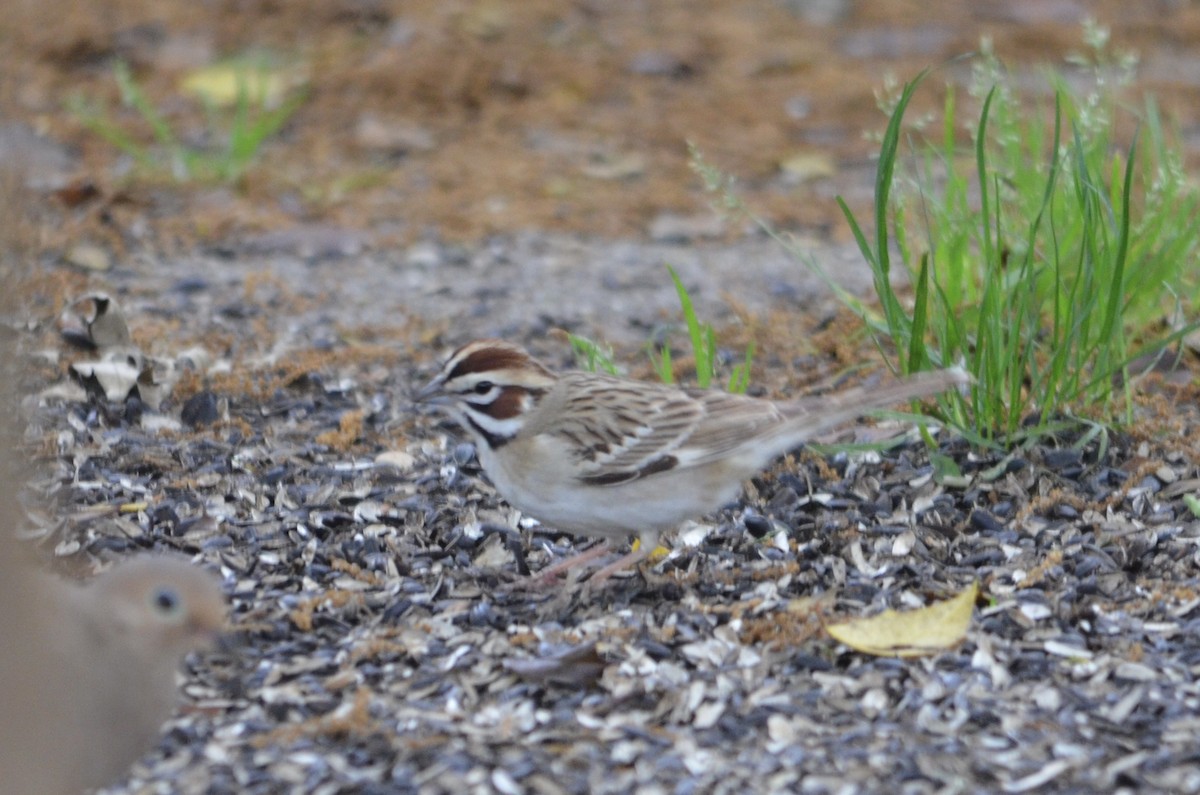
[477,431,747,537]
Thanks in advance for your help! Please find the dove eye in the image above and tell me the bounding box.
[150,586,184,618]
[473,381,495,395]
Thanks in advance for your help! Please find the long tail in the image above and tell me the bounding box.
[778,367,970,444]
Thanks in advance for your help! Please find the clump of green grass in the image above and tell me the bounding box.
[571,265,755,393]
[842,28,1198,444]
[568,335,620,376]
[68,59,307,184]
[648,266,755,392]
[696,23,1199,447]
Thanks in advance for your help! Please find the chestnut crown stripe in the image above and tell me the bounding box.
[446,342,543,383]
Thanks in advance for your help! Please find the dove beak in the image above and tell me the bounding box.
[211,629,239,655]
[192,613,232,653]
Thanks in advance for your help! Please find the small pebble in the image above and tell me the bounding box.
[181,391,220,428]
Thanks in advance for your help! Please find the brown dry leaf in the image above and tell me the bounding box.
[826,582,979,658]
[581,152,647,181]
[61,293,191,409]
[503,641,606,688]
[59,293,131,349]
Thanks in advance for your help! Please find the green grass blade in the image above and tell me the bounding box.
[666,265,711,387]
[907,253,930,373]
[727,341,755,394]
[568,334,620,376]
[1096,130,1137,351]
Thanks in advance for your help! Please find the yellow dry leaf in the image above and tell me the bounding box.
[778,151,836,182]
[826,581,979,658]
[181,62,302,108]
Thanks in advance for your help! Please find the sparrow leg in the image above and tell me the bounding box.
[531,540,613,583]
[521,532,665,590]
[582,543,654,588]
[582,529,666,588]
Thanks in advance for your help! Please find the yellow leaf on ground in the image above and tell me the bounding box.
[181,62,303,108]
[778,151,836,182]
[826,582,979,658]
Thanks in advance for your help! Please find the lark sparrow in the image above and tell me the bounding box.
[417,339,967,583]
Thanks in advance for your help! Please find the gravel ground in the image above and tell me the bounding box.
[8,3,1200,791]
[14,234,1200,795]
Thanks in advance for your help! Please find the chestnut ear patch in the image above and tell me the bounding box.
[482,386,525,420]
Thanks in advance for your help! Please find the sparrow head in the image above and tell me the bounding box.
[90,555,228,662]
[417,339,557,448]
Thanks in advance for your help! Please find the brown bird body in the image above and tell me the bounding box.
[419,340,969,581]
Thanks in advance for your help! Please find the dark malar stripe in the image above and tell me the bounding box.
[465,415,510,450]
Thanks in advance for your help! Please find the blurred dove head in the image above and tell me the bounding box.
[1,554,231,795]
[91,556,228,660]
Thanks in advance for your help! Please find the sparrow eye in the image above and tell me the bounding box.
[473,381,495,395]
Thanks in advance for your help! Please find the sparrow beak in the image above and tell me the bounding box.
[414,376,450,406]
